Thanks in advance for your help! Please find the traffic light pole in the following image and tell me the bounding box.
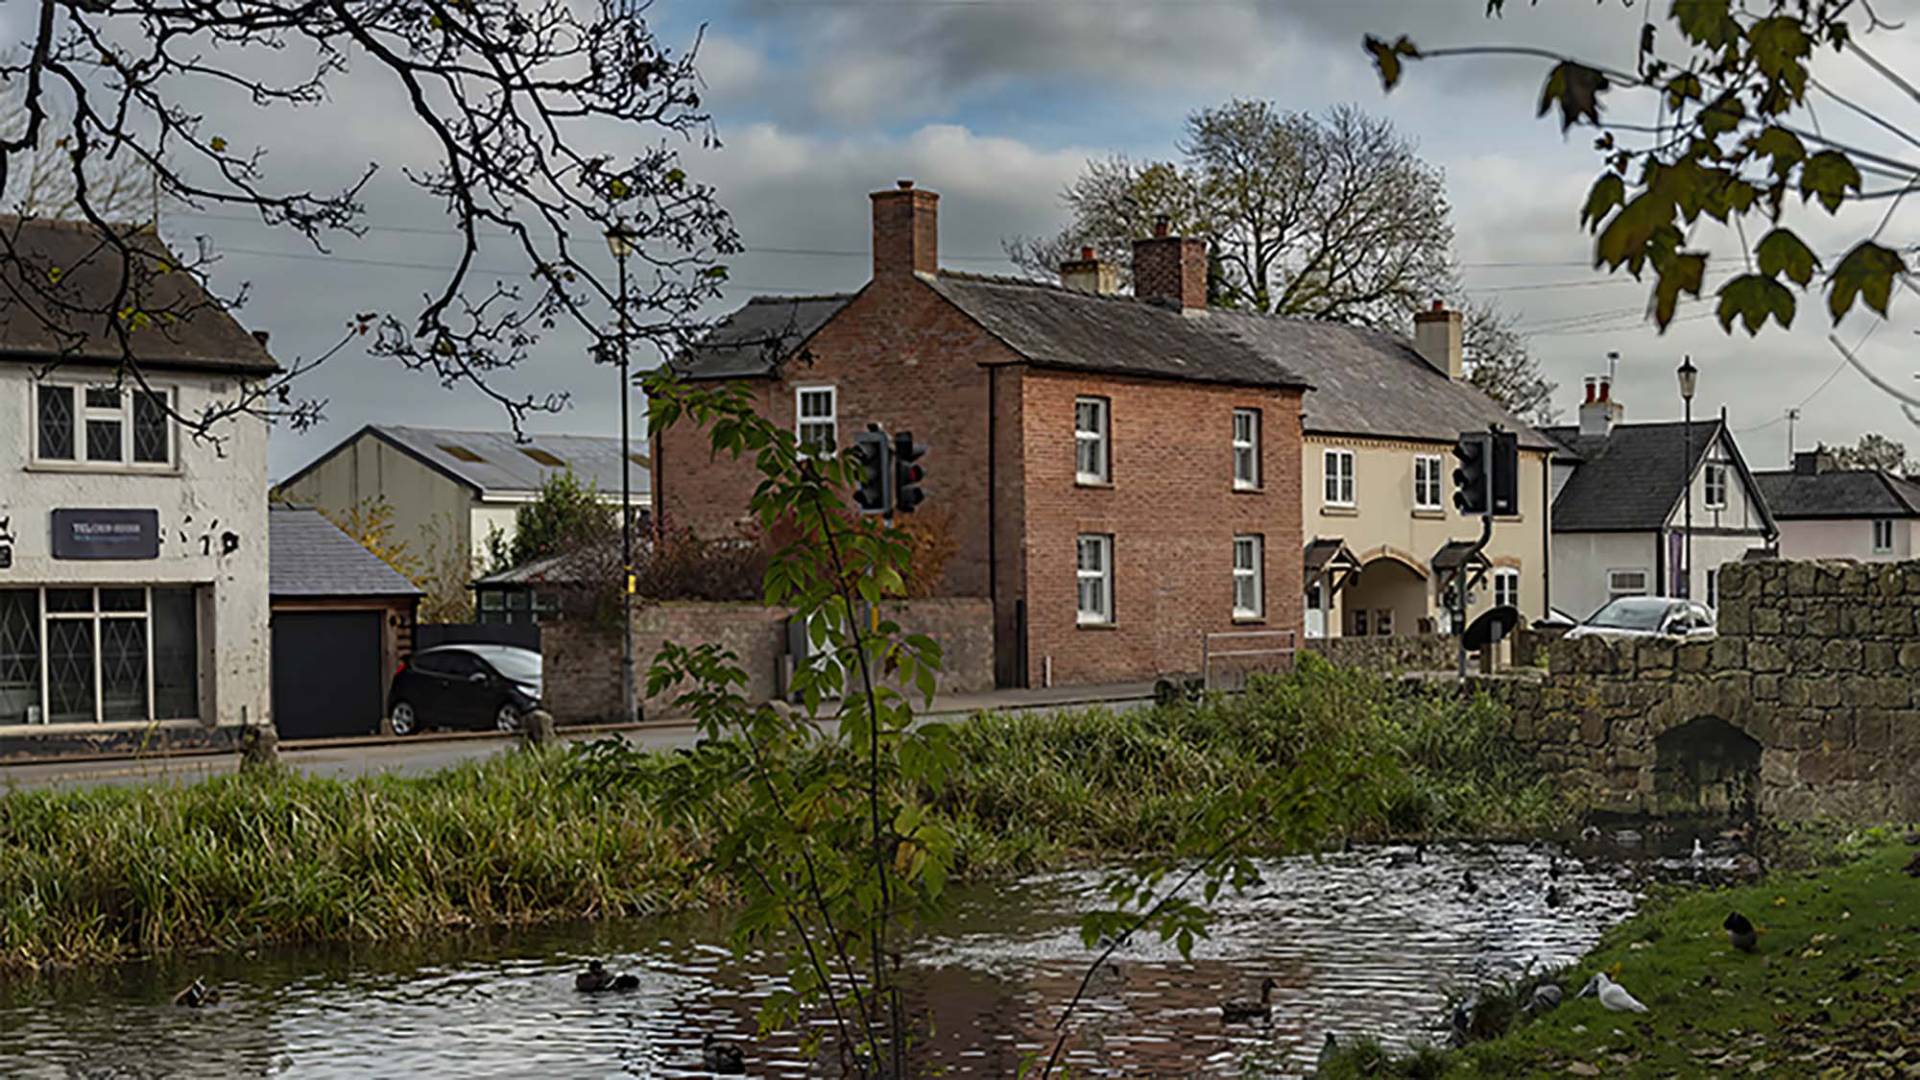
[1457,510,1494,680]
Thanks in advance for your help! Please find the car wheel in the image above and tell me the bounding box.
[390,701,418,737]
[495,703,523,734]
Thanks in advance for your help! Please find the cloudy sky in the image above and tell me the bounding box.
[12,0,1915,479]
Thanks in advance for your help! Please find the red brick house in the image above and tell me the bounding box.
[655,182,1310,688]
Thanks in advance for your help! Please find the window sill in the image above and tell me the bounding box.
[1075,479,1115,490]
[1411,508,1446,520]
[1075,620,1118,630]
[26,460,183,477]
[1,716,206,736]
[1232,484,1263,495]
[1231,616,1266,625]
[1320,505,1358,517]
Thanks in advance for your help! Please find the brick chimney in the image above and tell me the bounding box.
[1793,449,1831,475]
[1059,245,1118,295]
[1413,299,1463,380]
[870,179,938,279]
[1579,373,1624,438]
[1131,217,1206,311]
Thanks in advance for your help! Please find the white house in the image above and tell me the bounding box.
[1546,375,1776,619]
[1,217,273,746]
[1753,450,1920,561]
[275,424,652,570]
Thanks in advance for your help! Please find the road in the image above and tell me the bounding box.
[0,684,1155,792]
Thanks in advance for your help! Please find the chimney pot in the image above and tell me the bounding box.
[1152,215,1170,239]
[1599,376,1611,402]
[1080,245,1095,260]
[1579,374,1624,437]
[252,330,271,347]
[1431,298,1445,312]
[896,179,914,190]
[1584,376,1596,404]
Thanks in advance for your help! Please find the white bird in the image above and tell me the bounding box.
[1691,838,1705,863]
[1576,972,1649,1014]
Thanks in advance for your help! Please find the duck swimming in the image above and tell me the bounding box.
[1220,976,1278,1024]
[172,978,219,1008]
[575,960,627,993]
[702,1034,746,1074]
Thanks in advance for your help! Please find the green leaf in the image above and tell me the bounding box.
[1671,0,1739,49]
[1749,126,1806,178]
[1664,71,1704,108]
[1652,251,1706,328]
[1748,15,1812,98]
[1362,35,1420,91]
[1755,228,1819,286]
[1537,61,1610,130]
[1828,241,1908,322]
[1580,173,1625,230]
[1698,92,1744,135]
[1715,273,1797,334]
[1800,150,1862,212]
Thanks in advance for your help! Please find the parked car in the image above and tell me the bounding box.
[1564,597,1716,642]
[388,644,543,735]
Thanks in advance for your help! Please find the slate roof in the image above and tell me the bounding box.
[1206,311,1556,448]
[282,424,652,500]
[1542,419,1775,534]
[675,294,855,379]
[1752,468,1920,520]
[269,507,422,599]
[0,216,279,374]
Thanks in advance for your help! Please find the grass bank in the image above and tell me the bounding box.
[1320,830,1920,1078]
[0,659,1569,972]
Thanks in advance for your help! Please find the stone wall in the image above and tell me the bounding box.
[1304,633,1455,674]
[544,597,995,724]
[1487,559,1920,821]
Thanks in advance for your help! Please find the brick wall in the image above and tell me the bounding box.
[1015,368,1305,687]
[543,598,995,723]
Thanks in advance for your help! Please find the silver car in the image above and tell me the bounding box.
[1564,597,1716,642]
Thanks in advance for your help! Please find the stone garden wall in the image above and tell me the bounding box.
[1485,559,1920,821]
[1303,633,1454,674]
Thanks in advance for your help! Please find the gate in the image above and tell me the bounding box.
[272,610,385,739]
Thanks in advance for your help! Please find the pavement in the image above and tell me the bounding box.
[0,681,1156,792]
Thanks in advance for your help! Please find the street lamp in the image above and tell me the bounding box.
[606,220,638,725]
[1677,355,1698,601]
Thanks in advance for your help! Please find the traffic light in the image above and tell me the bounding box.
[852,429,892,514]
[892,431,927,514]
[1452,431,1491,516]
[1489,429,1520,517]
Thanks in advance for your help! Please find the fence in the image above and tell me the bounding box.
[1201,629,1298,692]
[415,622,541,652]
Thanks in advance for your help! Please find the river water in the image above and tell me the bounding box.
[0,841,1685,1079]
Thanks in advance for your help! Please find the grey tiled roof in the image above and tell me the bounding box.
[286,425,652,499]
[675,294,855,379]
[1543,420,1774,534]
[0,216,279,374]
[925,273,1308,389]
[1206,311,1557,449]
[269,507,422,598]
[1752,468,1920,519]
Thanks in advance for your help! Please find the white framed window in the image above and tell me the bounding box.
[1323,448,1355,507]
[1076,534,1113,625]
[1075,396,1110,484]
[1413,454,1443,511]
[1351,608,1369,636]
[32,381,174,468]
[795,386,837,456]
[1703,463,1728,509]
[1231,535,1264,619]
[1607,568,1649,601]
[1873,518,1895,553]
[0,586,200,725]
[1231,408,1261,490]
[1493,568,1520,609]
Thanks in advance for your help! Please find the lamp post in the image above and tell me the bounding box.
[1677,356,1698,601]
[606,221,638,726]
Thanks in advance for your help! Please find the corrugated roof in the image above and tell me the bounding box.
[365,425,652,499]
[1206,311,1557,449]
[269,507,423,598]
[0,216,279,374]
[1752,468,1920,520]
[925,272,1308,389]
[675,294,855,379]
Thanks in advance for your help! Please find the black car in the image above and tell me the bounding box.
[387,644,543,735]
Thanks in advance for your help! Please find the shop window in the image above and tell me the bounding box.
[5,586,199,725]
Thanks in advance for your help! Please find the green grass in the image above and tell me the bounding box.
[0,659,1571,972]
[1321,830,1920,1077]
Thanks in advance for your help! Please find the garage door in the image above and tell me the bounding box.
[272,610,384,740]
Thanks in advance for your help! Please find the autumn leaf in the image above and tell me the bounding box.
[1717,273,1796,334]
[1363,34,1421,91]
[1800,150,1862,213]
[607,177,630,199]
[1652,251,1707,328]
[1749,126,1806,178]
[1827,241,1907,321]
[1538,61,1610,130]
[1672,0,1740,49]
[1755,228,1819,286]
[209,136,227,153]
[1581,173,1625,230]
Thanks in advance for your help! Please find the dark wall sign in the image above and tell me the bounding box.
[0,515,13,570]
[52,509,161,561]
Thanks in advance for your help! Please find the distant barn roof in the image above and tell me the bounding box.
[0,216,279,374]
[269,507,422,599]
[279,424,652,500]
